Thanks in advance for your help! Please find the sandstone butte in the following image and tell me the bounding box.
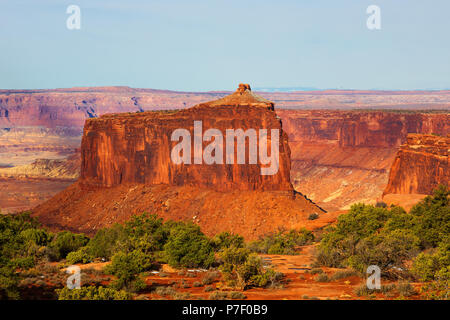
[33,84,324,240]
[383,134,449,209]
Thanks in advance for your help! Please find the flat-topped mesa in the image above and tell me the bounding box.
[384,133,449,195]
[80,84,292,192]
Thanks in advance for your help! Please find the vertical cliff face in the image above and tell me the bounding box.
[80,84,292,191]
[384,134,449,195]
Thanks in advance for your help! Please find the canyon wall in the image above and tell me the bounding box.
[384,134,449,195]
[277,110,450,210]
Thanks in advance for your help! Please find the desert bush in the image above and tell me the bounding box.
[211,232,245,251]
[87,224,126,260]
[248,228,314,255]
[66,246,93,264]
[314,273,329,282]
[309,268,324,275]
[193,281,202,287]
[315,187,449,276]
[48,231,89,261]
[155,286,177,297]
[204,285,214,292]
[208,291,229,300]
[330,270,358,281]
[164,222,215,268]
[409,185,449,248]
[123,213,170,253]
[201,271,220,285]
[229,291,246,299]
[174,292,191,300]
[375,201,388,208]
[105,250,154,292]
[397,281,416,297]
[56,286,130,300]
[0,212,46,299]
[219,246,283,290]
[308,213,319,220]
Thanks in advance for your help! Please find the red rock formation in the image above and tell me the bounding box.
[80,84,291,191]
[33,85,322,239]
[277,110,449,210]
[384,134,449,195]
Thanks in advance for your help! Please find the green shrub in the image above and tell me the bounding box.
[87,224,126,260]
[208,291,229,300]
[219,246,283,290]
[410,185,449,248]
[229,291,246,299]
[248,229,314,255]
[0,212,45,299]
[308,213,319,220]
[164,222,215,268]
[211,232,245,251]
[330,270,358,281]
[123,213,170,253]
[105,250,155,292]
[155,286,177,297]
[66,246,93,264]
[56,286,130,300]
[315,187,449,277]
[314,273,329,282]
[48,231,89,261]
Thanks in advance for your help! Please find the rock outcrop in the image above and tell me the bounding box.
[33,85,322,239]
[80,84,291,191]
[383,134,449,195]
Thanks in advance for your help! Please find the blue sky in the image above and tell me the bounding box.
[1,0,449,91]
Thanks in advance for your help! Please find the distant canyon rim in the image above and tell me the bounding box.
[0,86,449,214]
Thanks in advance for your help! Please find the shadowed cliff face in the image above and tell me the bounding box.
[384,134,449,195]
[80,85,292,191]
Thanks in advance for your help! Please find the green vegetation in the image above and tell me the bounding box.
[248,228,314,255]
[315,185,449,299]
[3,186,447,300]
[316,186,449,275]
[56,286,130,300]
[164,222,215,268]
[219,246,283,290]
